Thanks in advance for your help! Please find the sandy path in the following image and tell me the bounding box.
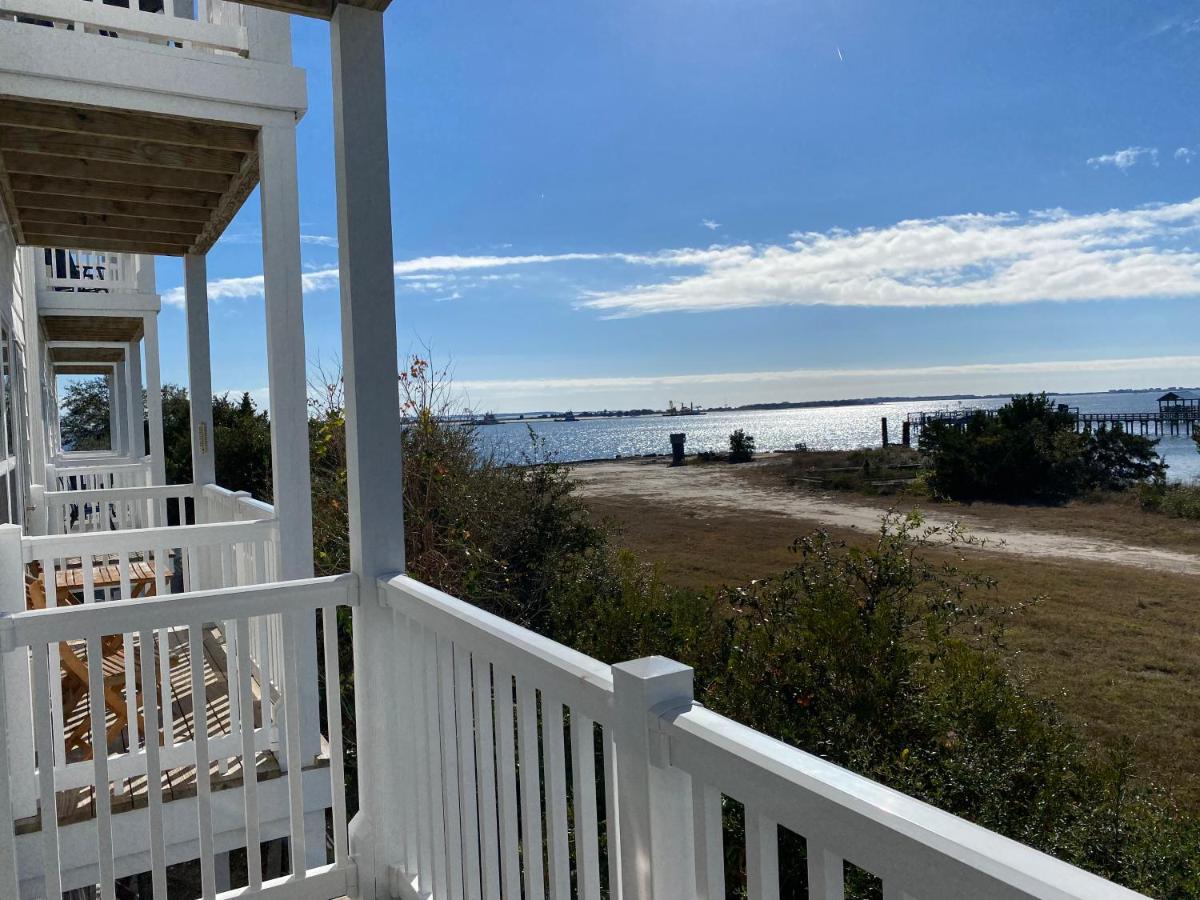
[572,459,1200,576]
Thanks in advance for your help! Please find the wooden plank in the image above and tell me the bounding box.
[23,221,198,247]
[4,153,231,193]
[0,98,257,153]
[0,149,23,244]
[23,207,209,237]
[0,127,246,175]
[23,233,190,257]
[12,191,213,223]
[10,174,220,209]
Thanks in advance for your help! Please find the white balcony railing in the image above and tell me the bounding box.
[0,569,353,898]
[36,249,140,294]
[0,518,1151,897]
[0,0,250,57]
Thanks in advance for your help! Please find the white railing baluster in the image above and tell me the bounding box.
[603,726,622,900]
[39,554,67,771]
[437,636,465,900]
[323,606,348,867]
[395,613,418,879]
[0,656,19,900]
[30,643,63,899]
[423,631,449,898]
[807,840,844,900]
[280,610,307,874]
[516,679,546,900]
[571,711,602,900]
[543,695,570,900]
[409,620,434,897]
[692,781,724,900]
[138,628,168,899]
[492,665,522,900]
[118,554,139,750]
[235,617,262,891]
[156,547,175,749]
[745,811,779,900]
[189,620,216,898]
[454,645,483,900]
[86,634,117,900]
[472,656,502,900]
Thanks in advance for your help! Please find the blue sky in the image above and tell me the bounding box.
[154,0,1200,413]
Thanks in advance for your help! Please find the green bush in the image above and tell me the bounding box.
[1139,480,1200,520]
[729,428,756,463]
[920,394,1164,503]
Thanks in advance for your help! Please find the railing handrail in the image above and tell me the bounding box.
[50,461,150,476]
[0,573,357,651]
[662,703,1147,899]
[23,516,275,561]
[43,483,195,503]
[0,0,249,55]
[202,483,276,519]
[382,574,615,722]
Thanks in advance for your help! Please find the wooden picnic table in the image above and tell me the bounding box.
[56,560,164,599]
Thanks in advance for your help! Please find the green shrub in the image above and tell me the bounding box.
[920,394,1164,503]
[729,428,756,463]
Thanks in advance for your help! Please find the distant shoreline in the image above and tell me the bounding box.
[477,386,1197,423]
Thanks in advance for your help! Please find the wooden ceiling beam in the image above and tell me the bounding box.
[43,316,143,342]
[12,192,213,223]
[23,233,190,257]
[0,98,257,153]
[191,150,260,254]
[0,127,246,176]
[21,208,203,236]
[5,153,230,194]
[10,174,221,209]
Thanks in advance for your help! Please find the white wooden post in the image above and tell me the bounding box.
[143,315,166,484]
[0,525,35,819]
[330,6,408,896]
[20,251,46,480]
[111,362,127,457]
[126,340,145,460]
[613,656,697,900]
[259,121,323,867]
[106,371,119,454]
[185,254,216,488]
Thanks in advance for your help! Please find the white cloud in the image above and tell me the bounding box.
[301,234,339,248]
[1087,146,1158,170]
[455,355,1200,396]
[581,198,1200,316]
[701,219,721,231]
[1176,147,1196,163]
[165,197,1200,317]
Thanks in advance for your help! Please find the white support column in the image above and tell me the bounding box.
[185,254,216,487]
[20,252,46,479]
[613,656,698,900]
[126,340,144,460]
[110,364,126,457]
[143,315,165,485]
[258,124,315,579]
[259,121,322,868]
[0,525,35,819]
[330,7,408,896]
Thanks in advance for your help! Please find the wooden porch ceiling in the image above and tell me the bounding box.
[49,347,126,364]
[42,315,143,343]
[54,364,115,376]
[0,98,259,257]
[234,0,391,18]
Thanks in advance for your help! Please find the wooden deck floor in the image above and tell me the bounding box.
[16,624,284,834]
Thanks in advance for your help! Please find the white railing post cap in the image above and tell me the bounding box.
[613,656,694,706]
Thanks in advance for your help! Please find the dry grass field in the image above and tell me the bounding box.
[579,460,1200,804]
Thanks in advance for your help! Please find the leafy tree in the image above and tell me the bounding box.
[729,428,756,463]
[59,377,111,452]
[920,393,1164,503]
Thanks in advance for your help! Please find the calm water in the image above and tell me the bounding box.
[477,391,1200,482]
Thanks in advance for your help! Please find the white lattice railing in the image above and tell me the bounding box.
[377,575,1147,900]
[0,570,353,898]
[0,0,249,56]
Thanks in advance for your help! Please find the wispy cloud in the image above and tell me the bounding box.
[301,234,338,248]
[166,197,1200,316]
[456,355,1200,396]
[701,219,721,231]
[1176,147,1196,164]
[1087,146,1159,170]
